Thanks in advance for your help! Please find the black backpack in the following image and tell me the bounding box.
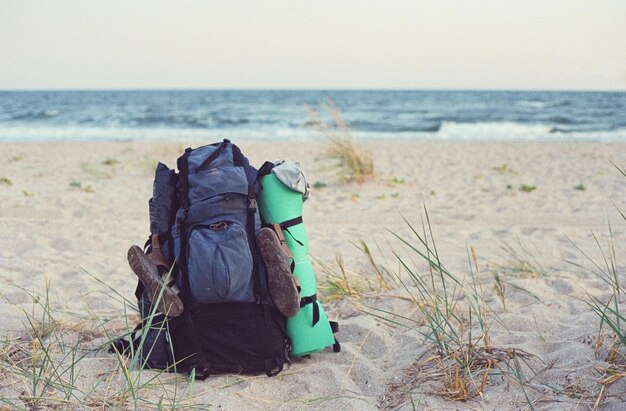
[111,140,290,379]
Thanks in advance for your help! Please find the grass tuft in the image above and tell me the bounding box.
[318,250,394,302]
[371,209,542,408]
[306,100,374,183]
[495,240,546,278]
[0,273,204,409]
[69,180,95,193]
[492,164,516,174]
[81,161,112,179]
[519,184,537,193]
[491,270,507,311]
[570,163,626,392]
[103,157,120,166]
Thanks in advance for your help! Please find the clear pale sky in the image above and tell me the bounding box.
[1,0,625,90]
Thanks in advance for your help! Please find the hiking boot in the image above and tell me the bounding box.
[256,227,300,317]
[127,245,184,318]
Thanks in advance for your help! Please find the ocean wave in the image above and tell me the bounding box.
[8,111,253,129]
[130,114,210,128]
[1,122,625,142]
[549,115,575,125]
[517,99,568,109]
[436,121,555,139]
[216,117,250,126]
[394,123,441,133]
[128,114,252,128]
[0,125,314,142]
[350,123,626,141]
[11,110,61,120]
[348,120,441,133]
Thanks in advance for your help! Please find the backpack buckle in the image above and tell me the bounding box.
[248,198,257,213]
[209,222,228,231]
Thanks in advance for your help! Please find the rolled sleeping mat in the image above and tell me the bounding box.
[258,172,336,356]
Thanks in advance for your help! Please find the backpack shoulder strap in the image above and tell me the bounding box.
[246,183,266,302]
[196,139,230,171]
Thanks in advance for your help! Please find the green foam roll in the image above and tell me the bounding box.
[258,173,336,356]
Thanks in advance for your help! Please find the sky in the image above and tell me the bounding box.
[1,0,625,91]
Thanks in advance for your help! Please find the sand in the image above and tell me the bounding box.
[1,140,625,410]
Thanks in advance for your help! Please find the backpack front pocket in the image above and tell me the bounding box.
[188,222,254,303]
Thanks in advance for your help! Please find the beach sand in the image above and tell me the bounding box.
[1,140,625,409]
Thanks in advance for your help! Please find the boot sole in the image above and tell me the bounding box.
[256,228,300,317]
[127,245,184,318]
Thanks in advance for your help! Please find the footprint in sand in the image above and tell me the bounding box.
[339,322,388,360]
[547,278,575,295]
[346,361,381,396]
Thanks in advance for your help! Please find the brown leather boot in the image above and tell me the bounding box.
[127,245,184,318]
[256,227,300,317]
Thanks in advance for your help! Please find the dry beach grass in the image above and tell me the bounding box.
[0,139,625,409]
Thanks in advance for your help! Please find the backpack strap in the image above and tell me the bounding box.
[147,234,170,269]
[196,139,230,172]
[279,216,303,229]
[176,147,192,209]
[277,216,305,247]
[299,294,320,326]
[257,161,275,178]
[176,149,192,304]
[329,321,341,353]
[109,322,143,356]
[246,184,264,302]
[109,316,174,360]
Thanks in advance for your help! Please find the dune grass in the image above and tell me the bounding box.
[69,180,95,193]
[371,210,542,409]
[570,163,626,394]
[317,254,362,301]
[491,270,507,311]
[306,100,374,183]
[317,241,396,301]
[495,239,547,279]
[0,273,203,410]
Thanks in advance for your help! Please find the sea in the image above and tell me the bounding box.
[0,90,625,142]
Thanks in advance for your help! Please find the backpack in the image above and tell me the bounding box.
[111,139,290,379]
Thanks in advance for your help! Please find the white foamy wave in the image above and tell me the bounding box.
[436,121,555,139]
[567,128,626,141]
[351,123,626,141]
[0,125,316,142]
[1,123,625,143]
[433,122,626,141]
[517,100,559,109]
[341,122,562,140]
[0,125,210,141]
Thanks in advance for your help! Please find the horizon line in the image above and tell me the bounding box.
[1,87,626,93]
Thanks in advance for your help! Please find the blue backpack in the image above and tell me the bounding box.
[112,140,290,378]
